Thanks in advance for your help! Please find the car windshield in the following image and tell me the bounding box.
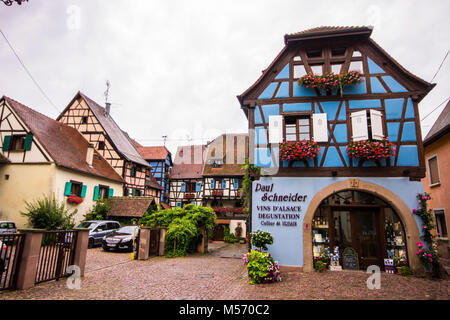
[116,226,138,235]
[0,223,15,229]
[77,222,97,229]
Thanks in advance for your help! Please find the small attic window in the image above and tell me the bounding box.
[306,49,322,58]
[82,116,88,124]
[331,48,346,56]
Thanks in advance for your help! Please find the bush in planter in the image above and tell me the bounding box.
[400,266,411,277]
[165,217,199,257]
[314,260,326,273]
[242,250,281,284]
[250,230,274,251]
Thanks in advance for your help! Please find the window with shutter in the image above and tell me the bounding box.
[80,185,87,198]
[284,115,311,141]
[222,179,227,189]
[195,182,202,192]
[210,179,215,190]
[180,182,186,192]
[108,188,114,198]
[312,113,328,142]
[64,182,72,196]
[428,155,440,186]
[350,110,369,141]
[369,109,384,140]
[269,115,283,143]
[24,133,33,151]
[234,178,239,190]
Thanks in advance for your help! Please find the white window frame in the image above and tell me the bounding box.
[433,208,448,240]
[427,154,441,187]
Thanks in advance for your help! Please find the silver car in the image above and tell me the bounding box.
[77,220,121,248]
[0,221,17,244]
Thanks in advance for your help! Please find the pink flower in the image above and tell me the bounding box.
[415,251,419,255]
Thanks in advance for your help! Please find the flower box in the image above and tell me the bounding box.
[184,193,195,199]
[67,195,83,204]
[212,190,223,196]
[298,70,363,96]
[279,140,320,161]
[346,138,395,160]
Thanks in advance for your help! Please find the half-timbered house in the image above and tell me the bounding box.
[238,26,434,273]
[203,134,248,240]
[0,96,124,227]
[57,92,161,201]
[169,145,206,208]
[134,141,173,204]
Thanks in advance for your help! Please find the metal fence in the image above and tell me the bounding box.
[35,230,77,284]
[0,233,24,291]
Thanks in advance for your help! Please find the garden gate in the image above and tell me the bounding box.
[0,234,25,291]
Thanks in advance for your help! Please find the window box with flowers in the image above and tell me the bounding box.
[279,140,321,162]
[346,138,396,163]
[298,70,363,96]
[67,195,83,204]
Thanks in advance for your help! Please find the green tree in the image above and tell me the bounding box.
[83,198,111,221]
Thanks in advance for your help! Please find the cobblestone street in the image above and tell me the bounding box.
[0,242,448,300]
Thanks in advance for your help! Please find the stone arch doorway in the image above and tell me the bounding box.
[302,179,421,273]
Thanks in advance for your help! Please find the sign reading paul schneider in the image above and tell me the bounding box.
[253,183,307,227]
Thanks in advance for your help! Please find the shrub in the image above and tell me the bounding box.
[400,266,411,277]
[140,204,216,257]
[223,226,239,243]
[165,218,199,257]
[83,198,111,221]
[242,250,281,284]
[21,194,77,230]
[250,230,273,251]
[314,260,326,273]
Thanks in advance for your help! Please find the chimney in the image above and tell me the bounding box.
[105,102,111,116]
[86,144,95,167]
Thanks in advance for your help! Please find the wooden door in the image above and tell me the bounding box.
[149,229,160,256]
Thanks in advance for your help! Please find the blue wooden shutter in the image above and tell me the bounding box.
[23,134,33,151]
[176,202,182,208]
[64,182,72,196]
[80,185,87,198]
[195,182,202,192]
[93,186,99,200]
[108,188,114,197]
[180,182,186,192]
[210,179,215,190]
[222,179,226,189]
[234,178,239,190]
[2,136,11,151]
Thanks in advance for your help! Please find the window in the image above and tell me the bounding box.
[434,210,448,238]
[306,49,322,58]
[5,134,33,151]
[215,179,223,190]
[130,166,136,177]
[350,109,384,141]
[10,135,26,150]
[185,181,196,193]
[427,155,440,186]
[331,48,346,56]
[82,116,88,124]
[284,116,311,141]
[98,141,105,150]
[98,185,109,199]
[70,181,83,196]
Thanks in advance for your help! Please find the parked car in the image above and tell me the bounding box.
[76,220,121,248]
[0,221,17,244]
[0,239,7,273]
[102,225,140,252]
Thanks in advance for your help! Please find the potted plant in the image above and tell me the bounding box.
[394,256,408,274]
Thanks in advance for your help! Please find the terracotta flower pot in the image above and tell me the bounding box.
[396,267,402,274]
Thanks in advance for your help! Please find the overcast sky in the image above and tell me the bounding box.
[1,0,449,155]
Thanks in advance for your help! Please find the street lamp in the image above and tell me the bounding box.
[2,0,28,6]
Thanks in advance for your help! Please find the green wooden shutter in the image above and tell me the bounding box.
[108,188,114,197]
[64,182,72,196]
[80,185,87,198]
[93,186,99,200]
[132,188,136,196]
[23,134,33,151]
[2,136,11,151]
[125,188,129,196]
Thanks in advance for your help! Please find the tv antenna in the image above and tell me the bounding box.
[104,80,111,103]
[162,135,168,146]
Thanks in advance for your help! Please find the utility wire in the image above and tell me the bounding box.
[430,48,450,83]
[0,28,59,113]
[420,97,449,122]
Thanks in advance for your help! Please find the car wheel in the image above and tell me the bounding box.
[88,238,94,249]
[103,246,110,251]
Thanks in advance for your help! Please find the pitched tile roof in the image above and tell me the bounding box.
[135,144,170,161]
[285,26,373,41]
[146,173,163,190]
[203,133,248,176]
[171,145,206,179]
[424,100,450,146]
[3,96,124,183]
[107,196,155,217]
[61,92,150,168]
